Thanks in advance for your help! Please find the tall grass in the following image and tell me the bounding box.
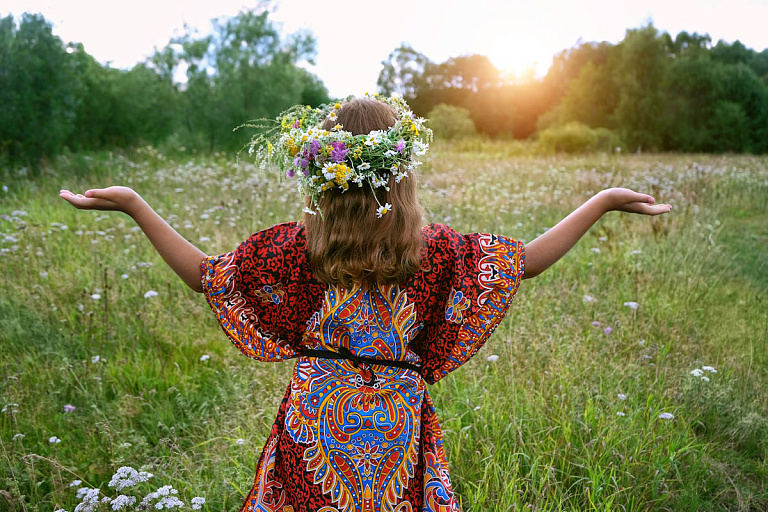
[1,147,766,510]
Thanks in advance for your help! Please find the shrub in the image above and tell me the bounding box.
[426,104,477,140]
[538,122,622,153]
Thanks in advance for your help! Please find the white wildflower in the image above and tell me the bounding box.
[690,368,704,377]
[658,412,674,420]
[155,496,185,509]
[92,355,101,364]
[486,354,499,362]
[144,290,159,298]
[200,354,210,361]
[74,488,100,512]
[623,301,639,310]
[617,393,626,401]
[357,162,371,171]
[591,247,601,254]
[91,293,101,300]
[236,438,245,446]
[40,271,48,278]
[702,365,717,373]
[376,203,392,218]
[13,433,24,440]
[70,479,83,488]
[583,294,596,303]
[629,249,642,255]
[191,496,206,510]
[701,376,710,382]
[412,140,428,156]
[598,236,607,242]
[108,466,153,491]
[301,207,317,215]
[141,485,179,509]
[616,411,626,417]
[121,274,129,279]
[49,436,61,444]
[199,236,210,242]
[110,495,136,511]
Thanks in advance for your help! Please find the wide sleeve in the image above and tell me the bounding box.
[408,224,525,384]
[200,221,324,362]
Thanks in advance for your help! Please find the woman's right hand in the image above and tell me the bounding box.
[59,186,142,216]
[598,187,672,215]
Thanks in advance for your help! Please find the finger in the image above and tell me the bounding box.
[85,188,107,198]
[59,192,117,210]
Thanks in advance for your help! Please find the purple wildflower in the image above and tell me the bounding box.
[286,169,295,178]
[604,326,612,335]
[395,139,406,153]
[64,404,76,413]
[308,140,321,158]
[329,142,349,163]
[592,321,600,327]
[293,156,310,170]
[292,120,300,128]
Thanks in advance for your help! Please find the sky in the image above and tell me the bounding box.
[4,0,768,98]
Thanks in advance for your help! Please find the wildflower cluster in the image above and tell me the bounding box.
[690,364,717,382]
[65,466,206,511]
[244,93,432,218]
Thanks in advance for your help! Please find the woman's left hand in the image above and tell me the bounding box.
[59,186,141,215]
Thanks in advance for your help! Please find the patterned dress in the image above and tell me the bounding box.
[200,221,525,512]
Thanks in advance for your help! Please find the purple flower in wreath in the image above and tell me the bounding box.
[395,139,406,153]
[286,169,295,178]
[329,141,349,163]
[294,155,310,170]
[308,140,321,158]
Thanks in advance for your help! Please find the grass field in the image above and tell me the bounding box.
[1,145,767,511]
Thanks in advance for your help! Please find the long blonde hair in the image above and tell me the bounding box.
[303,98,424,288]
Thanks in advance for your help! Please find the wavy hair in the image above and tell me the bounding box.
[303,98,424,288]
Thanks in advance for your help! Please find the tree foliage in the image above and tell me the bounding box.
[1,9,330,168]
[377,23,768,153]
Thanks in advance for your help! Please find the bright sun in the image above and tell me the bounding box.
[487,32,543,82]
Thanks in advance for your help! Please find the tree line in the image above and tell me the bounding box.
[2,13,767,168]
[378,24,768,153]
[0,11,329,167]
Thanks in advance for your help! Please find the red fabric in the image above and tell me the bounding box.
[201,221,525,511]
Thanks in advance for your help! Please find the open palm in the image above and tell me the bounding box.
[601,187,672,215]
[59,186,139,214]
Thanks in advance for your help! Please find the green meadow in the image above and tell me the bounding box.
[1,146,766,510]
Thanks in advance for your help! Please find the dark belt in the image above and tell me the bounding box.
[299,346,422,373]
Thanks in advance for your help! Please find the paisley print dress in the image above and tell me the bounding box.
[200,222,525,512]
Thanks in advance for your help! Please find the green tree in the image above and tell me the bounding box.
[166,9,328,151]
[559,60,620,129]
[614,24,669,151]
[426,104,476,140]
[0,13,78,165]
[377,44,434,115]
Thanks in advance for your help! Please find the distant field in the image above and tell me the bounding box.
[1,147,766,511]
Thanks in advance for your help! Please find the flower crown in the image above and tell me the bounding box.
[244,93,432,219]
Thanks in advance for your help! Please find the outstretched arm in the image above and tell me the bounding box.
[523,188,672,279]
[59,186,207,293]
